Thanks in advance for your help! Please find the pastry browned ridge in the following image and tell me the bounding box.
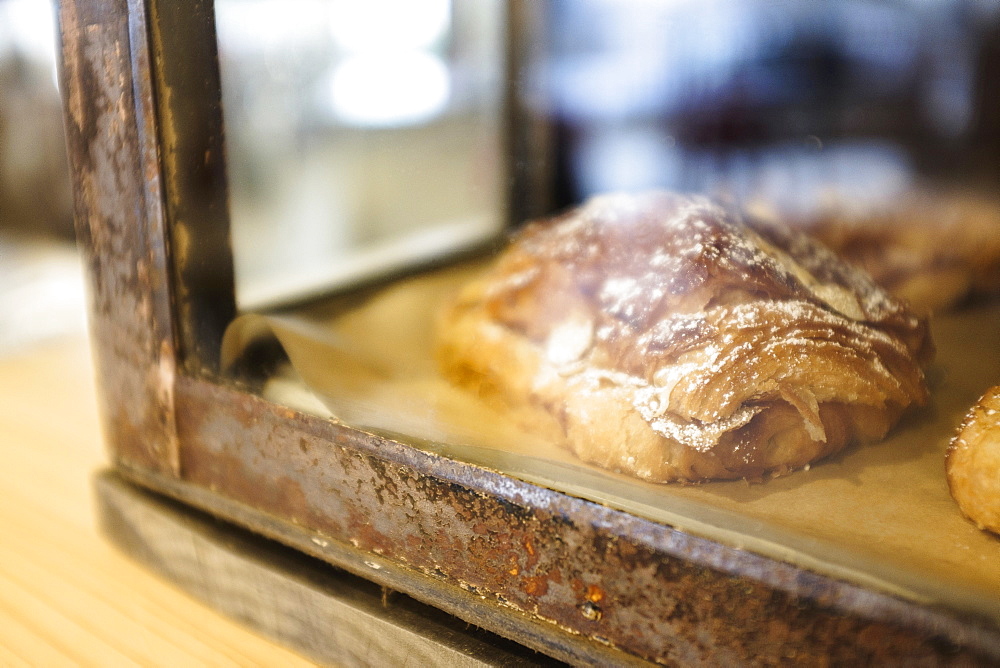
[436,191,934,482]
[750,186,1000,313]
[947,385,1000,535]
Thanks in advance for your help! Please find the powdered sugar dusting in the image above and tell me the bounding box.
[470,190,930,454]
[644,404,764,452]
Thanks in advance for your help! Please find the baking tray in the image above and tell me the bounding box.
[222,261,1000,635]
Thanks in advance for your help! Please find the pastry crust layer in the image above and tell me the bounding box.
[750,186,1000,313]
[437,192,932,482]
[947,385,1000,534]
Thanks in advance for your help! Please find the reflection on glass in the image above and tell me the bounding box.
[325,0,452,127]
[529,0,1000,210]
[217,0,1000,308]
[216,0,507,308]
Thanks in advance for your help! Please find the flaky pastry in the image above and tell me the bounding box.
[749,186,1000,313]
[436,192,933,482]
[947,385,1000,535]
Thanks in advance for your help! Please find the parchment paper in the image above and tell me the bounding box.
[222,263,1000,624]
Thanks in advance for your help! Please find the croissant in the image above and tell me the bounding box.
[749,186,1000,313]
[436,192,933,482]
[947,385,1000,534]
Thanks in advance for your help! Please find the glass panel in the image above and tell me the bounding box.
[215,0,508,308]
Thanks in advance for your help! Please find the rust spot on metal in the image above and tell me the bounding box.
[585,584,605,604]
[522,575,549,598]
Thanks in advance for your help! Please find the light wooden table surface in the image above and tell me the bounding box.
[0,335,315,667]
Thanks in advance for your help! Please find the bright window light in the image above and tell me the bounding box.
[329,0,451,51]
[0,0,56,64]
[328,51,450,127]
[215,0,331,55]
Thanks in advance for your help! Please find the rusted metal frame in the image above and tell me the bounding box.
[116,468,630,667]
[57,0,180,475]
[130,374,999,666]
[144,0,235,377]
[93,470,564,667]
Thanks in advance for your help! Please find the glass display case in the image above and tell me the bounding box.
[56,0,1000,663]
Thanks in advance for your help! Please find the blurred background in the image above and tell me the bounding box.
[212,0,1000,307]
[2,0,1000,343]
[536,0,1000,203]
[0,0,82,356]
[215,0,509,307]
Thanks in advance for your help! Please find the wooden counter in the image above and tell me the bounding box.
[0,336,313,666]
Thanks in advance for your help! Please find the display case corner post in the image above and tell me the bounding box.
[54,0,235,477]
